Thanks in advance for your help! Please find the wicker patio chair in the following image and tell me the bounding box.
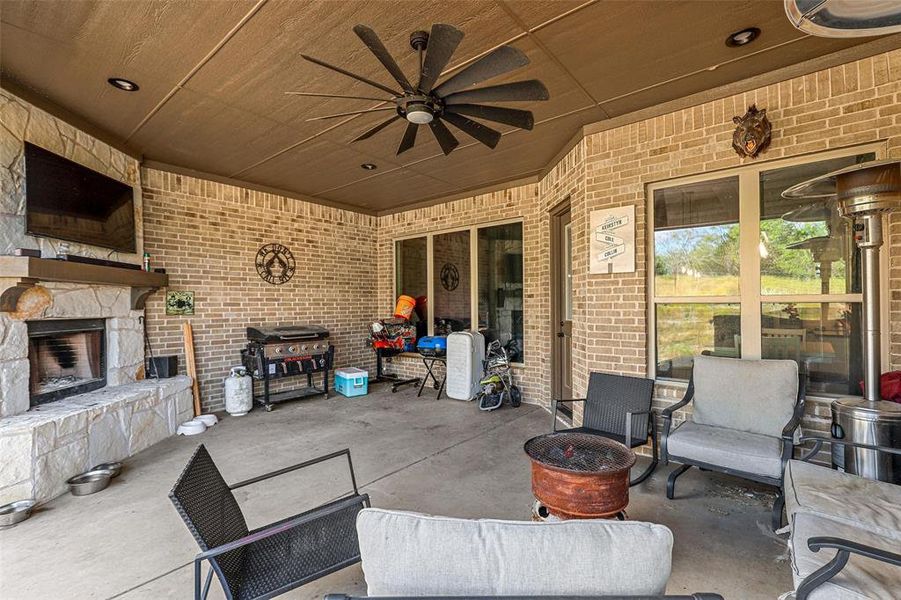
[169,444,370,600]
[551,372,658,486]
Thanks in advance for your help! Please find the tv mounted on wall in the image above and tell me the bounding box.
[24,142,136,253]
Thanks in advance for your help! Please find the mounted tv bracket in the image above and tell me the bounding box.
[783,159,901,401]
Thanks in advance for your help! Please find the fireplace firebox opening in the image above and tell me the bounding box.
[27,319,106,406]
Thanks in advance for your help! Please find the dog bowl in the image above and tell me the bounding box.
[0,499,36,527]
[91,462,123,478]
[67,470,112,496]
[196,414,218,427]
[177,419,207,436]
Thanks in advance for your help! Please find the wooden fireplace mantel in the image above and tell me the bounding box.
[0,256,169,312]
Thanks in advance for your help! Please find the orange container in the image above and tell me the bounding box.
[394,295,416,320]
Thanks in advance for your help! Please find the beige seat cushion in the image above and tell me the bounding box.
[784,459,901,542]
[667,421,783,478]
[691,355,798,438]
[789,511,901,600]
[356,508,673,597]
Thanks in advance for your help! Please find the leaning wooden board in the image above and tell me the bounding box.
[182,322,202,417]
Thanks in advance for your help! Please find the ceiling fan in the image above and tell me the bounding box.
[289,23,549,156]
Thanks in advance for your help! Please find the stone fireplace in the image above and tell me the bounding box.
[0,283,193,504]
[28,318,107,406]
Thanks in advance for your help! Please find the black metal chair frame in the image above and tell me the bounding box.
[170,446,370,600]
[551,372,658,486]
[790,437,901,600]
[660,368,807,531]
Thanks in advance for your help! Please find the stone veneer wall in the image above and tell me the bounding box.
[377,48,901,445]
[141,169,380,412]
[0,89,143,262]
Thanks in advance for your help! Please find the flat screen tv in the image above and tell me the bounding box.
[24,142,136,253]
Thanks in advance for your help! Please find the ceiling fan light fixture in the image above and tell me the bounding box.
[405,103,434,124]
[108,77,139,92]
[725,27,760,47]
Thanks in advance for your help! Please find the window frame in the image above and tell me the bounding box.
[646,143,888,397]
[392,217,526,365]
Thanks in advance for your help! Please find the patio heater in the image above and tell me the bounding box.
[784,160,901,483]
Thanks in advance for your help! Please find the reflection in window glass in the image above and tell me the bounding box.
[759,154,873,295]
[654,177,740,296]
[761,303,863,396]
[396,238,428,338]
[656,303,741,381]
[564,223,573,321]
[433,231,470,334]
[478,223,524,362]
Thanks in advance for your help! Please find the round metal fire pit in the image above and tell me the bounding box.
[524,432,636,519]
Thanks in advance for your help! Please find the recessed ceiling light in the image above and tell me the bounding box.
[361,163,377,170]
[726,27,760,47]
[108,77,139,92]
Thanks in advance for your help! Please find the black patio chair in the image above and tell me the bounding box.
[551,372,658,486]
[169,444,370,600]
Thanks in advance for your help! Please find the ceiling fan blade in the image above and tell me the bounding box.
[285,91,391,102]
[352,115,402,142]
[443,80,549,105]
[417,24,464,94]
[353,24,415,93]
[428,118,460,155]
[306,107,396,121]
[445,104,534,130]
[441,112,501,149]
[301,53,400,97]
[397,122,419,155]
[433,46,529,98]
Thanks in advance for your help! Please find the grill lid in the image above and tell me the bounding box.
[524,432,635,473]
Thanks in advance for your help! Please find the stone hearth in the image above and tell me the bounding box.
[0,375,193,503]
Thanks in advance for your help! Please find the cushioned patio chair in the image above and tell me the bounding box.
[552,372,658,485]
[660,355,806,531]
[785,437,901,600]
[169,444,370,600]
[342,508,725,599]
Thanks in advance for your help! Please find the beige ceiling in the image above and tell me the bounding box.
[1,0,895,214]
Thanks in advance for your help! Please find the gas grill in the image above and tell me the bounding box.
[241,325,334,411]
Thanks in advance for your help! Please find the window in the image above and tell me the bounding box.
[653,177,741,380]
[395,237,427,333]
[478,223,524,362]
[433,231,471,333]
[393,220,525,362]
[650,149,877,396]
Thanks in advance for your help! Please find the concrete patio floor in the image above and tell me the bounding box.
[0,383,793,599]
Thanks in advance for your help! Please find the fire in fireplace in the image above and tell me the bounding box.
[27,319,106,406]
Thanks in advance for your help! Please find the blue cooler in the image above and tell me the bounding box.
[335,368,369,397]
[417,336,447,357]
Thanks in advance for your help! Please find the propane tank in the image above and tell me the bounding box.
[224,366,253,416]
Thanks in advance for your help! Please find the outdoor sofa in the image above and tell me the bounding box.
[785,438,901,599]
[340,507,724,599]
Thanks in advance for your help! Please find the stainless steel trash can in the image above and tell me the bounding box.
[831,399,901,483]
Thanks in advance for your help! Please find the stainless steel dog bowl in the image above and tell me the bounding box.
[67,470,112,496]
[0,499,37,527]
[91,462,123,478]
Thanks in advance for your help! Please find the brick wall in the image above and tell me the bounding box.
[576,48,901,438]
[141,168,379,412]
[374,49,901,444]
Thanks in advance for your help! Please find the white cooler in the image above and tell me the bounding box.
[446,331,485,401]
